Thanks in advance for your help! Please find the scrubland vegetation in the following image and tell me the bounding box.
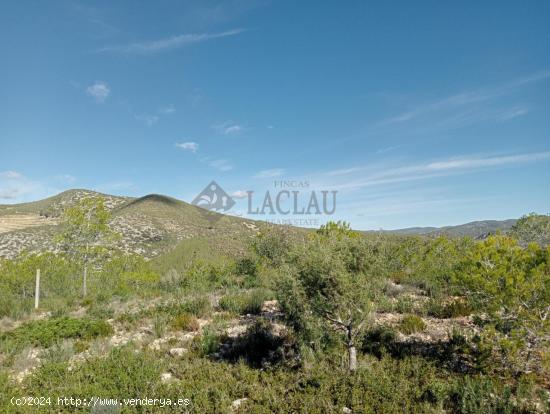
[0,198,549,413]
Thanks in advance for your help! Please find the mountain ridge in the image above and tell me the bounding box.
[0,189,521,258]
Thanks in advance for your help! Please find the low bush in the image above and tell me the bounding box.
[399,315,426,334]
[171,313,200,332]
[0,317,113,352]
[362,326,399,358]
[191,328,222,357]
[219,289,272,315]
[235,257,258,277]
[428,298,472,318]
[180,296,212,318]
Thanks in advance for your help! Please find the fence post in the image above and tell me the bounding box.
[34,268,40,309]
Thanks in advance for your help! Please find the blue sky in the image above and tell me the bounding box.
[1,0,549,229]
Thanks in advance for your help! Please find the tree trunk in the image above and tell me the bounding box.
[83,262,87,297]
[348,345,357,372]
[83,244,89,297]
[347,325,357,372]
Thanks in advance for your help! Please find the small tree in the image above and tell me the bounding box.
[56,197,118,297]
[288,222,378,372]
[510,213,550,247]
[454,235,550,374]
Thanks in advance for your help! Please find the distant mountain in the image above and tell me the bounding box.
[0,189,524,259]
[386,219,517,239]
[0,189,262,259]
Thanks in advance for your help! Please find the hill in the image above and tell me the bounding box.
[385,219,517,238]
[0,189,261,259]
[0,189,522,259]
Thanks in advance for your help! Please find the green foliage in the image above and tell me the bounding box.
[399,315,427,334]
[0,250,163,320]
[252,226,293,267]
[219,289,272,315]
[235,256,258,277]
[23,346,163,410]
[0,317,112,352]
[191,328,222,357]
[449,375,546,414]
[427,298,472,318]
[278,225,391,371]
[316,220,359,239]
[0,253,78,318]
[56,196,120,297]
[397,236,473,297]
[180,296,212,318]
[99,253,160,296]
[173,260,237,293]
[511,213,550,247]
[361,326,398,358]
[454,235,550,375]
[171,313,200,331]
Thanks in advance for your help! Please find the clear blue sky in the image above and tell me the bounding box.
[1,0,549,229]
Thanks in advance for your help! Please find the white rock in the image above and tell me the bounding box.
[231,398,249,412]
[169,347,188,357]
[160,372,174,383]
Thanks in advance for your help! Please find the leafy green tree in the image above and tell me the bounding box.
[285,223,384,372]
[56,197,119,297]
[510,213,550,247]
[454,235,550,374]
[396,235,472,297]
[252,225,294,267]
[317,220,359,239]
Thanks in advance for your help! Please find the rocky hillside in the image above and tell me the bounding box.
[0,190,260,259]
[383,219,517,239]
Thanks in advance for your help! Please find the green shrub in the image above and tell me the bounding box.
[171,313,200,332]
[180,296,212,318]
[218,293,244,314]
[428,298,472,318]
[395,296,415,314]
[219,289,272,315]
[252,227,292,267]
[235,257,258,277]
[0,317,113,352]
[399,315,426,334]
[191,328,221,357]
[153,315,167,338]
[362,326,399,357]
[24,346,163,403]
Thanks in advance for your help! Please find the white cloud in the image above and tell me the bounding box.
[135,114,159,126]
[254,168,285,178]
[175,142,199,153]
[54,174,77,185]
[495,106,529,121]
[94,181,137,193]
[158,105,176,115]
[0,171,40,202]
[376,145,401,154]
[327,151,550,191]
[212,121,244,135]
[98,29,246,54]
[383,70,550,125]
[0,170,23,179]
[208,159,233,171]
[231,190,249,199]
[86,81,110,103]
